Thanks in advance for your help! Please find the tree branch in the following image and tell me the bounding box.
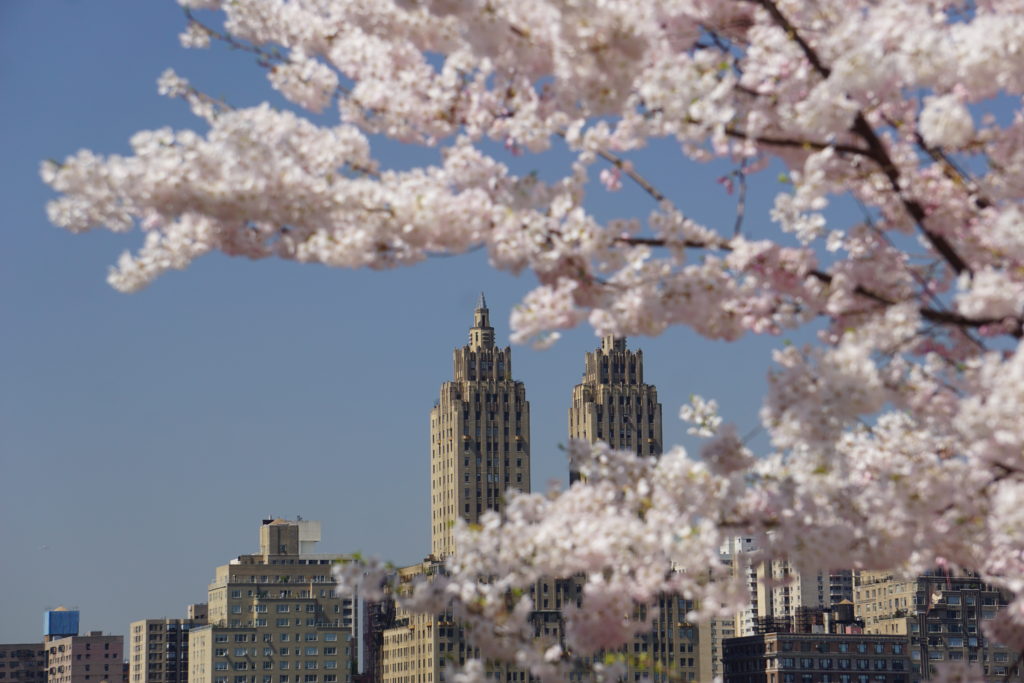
[745,0,973,276]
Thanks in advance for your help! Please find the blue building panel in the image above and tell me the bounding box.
[43,610,79,638]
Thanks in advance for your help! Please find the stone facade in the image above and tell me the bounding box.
[723,632,911,683]
[189,520,354,683]
[855,571,1022,681]
[128,615,206,683]
[568,336,662,483]
[430,294,530,559]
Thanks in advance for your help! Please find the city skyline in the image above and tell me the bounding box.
[2,2,789,643]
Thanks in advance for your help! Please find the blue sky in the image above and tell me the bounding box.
[0,1,791,641]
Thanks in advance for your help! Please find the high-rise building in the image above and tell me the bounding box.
[188,519,354,683]
[855,570,1022,681]
[429,294,530,558]
[568,336,662,482]
[381,300,540,683]
[127,608,206,683]
[564,337,703,680]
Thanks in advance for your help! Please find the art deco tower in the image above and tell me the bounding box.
[430,294,531,558]
[568,336,663,482]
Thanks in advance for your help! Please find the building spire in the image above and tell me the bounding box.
[470,292,494,349]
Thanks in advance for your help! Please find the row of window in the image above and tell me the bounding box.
[214,648,338,657]
[214,661,338,671]
[212,674,338,683]
[214,634,339,644]
[780,675,902,683]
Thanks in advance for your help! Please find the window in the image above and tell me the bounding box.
[234,649,248,657]
[216,636,229,644]
[280,663,290,671]
[305,662,317,670]
[215,664,228,671]
[324,663,337,670]
[215,650,227,657]
[323,635,337,643]
[304,634,317,642]
[305,649,317,656]
[230,591,241,599]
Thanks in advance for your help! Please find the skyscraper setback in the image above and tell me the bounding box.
[568,335,663,482]
[429,294,530,558]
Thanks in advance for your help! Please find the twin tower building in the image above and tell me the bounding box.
[428,293,663,558]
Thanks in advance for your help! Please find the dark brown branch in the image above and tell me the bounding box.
[722,126,870,158]
[745,0,973,277]
[613,235,1021,337]
[747,0,831,78]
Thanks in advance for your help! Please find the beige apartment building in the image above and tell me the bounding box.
[379,562,576,683]
[568,336,662,483]
[855,571,1022,681]
[565,336,702,681]
[385,298,538,683]
[430,294,530,559]
[45,633,123,683]
[128,608,207,683]
[189,519,354,683]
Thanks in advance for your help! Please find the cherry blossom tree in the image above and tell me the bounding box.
[43,0,1024,680]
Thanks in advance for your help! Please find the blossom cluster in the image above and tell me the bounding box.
[44,1,1024,681]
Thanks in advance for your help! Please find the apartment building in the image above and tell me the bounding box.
[0,644,46,683]
[127,609,207,683]
[429,294,531,559]
[855,571,1021,681]
[568,336,663,483]
[45,633,123,683]
[723,632,911,683]
[189,520,354,683]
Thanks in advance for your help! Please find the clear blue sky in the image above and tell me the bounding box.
[0,1,790,642]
